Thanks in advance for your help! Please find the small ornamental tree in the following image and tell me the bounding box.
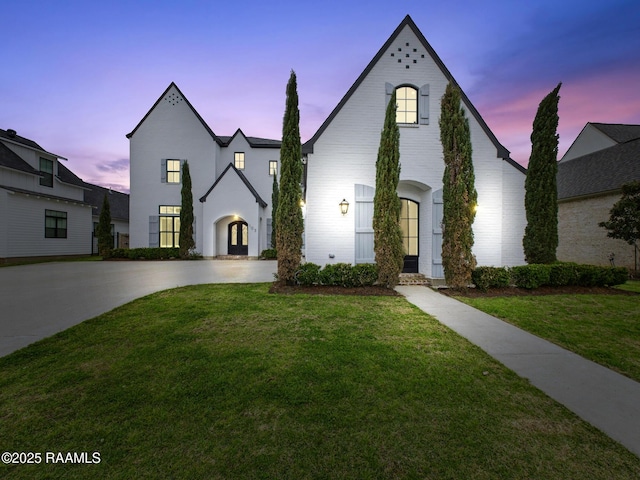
[373,90,404,288]
[599,180,640,274]
[97,193,113,258]
[523,83,561,264]
[276,71,304,284]
[271,173,279,249]
[440,82,477,288]
[179,161,195,258]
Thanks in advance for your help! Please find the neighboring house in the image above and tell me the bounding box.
[127,90,280,257]
[0,128,92,261]
[303,15,526,277]
[0,128,130,262]
[128,15,527,277]
[84,184,130,253]
[557,122,640,269]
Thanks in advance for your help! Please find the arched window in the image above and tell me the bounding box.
[396,86,418,124]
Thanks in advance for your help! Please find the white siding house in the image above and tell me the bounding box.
[128,15,527,277]
[0,128,93,261]
[127,84,280,257]
[303,15,526,277]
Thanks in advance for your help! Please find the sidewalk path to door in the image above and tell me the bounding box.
[396,285,640,458]
[0,260,276,357]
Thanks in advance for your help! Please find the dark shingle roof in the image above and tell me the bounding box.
[57,162,89,188]
[0,128,45,151]
[591,123,640,144]
[0,184,91,206]
[84,184,130,221]
[557,138,640,200]
[199,163,267,207]
[0,141,41,175]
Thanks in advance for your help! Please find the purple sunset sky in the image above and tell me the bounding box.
[2,0,639,193]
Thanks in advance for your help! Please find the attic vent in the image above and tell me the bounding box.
[164,92,184,106]
[7,129,16,137]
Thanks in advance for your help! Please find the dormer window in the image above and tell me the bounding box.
[39,158,53,187]
[395,86,418,124]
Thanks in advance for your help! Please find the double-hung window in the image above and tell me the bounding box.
[39,158,54,187]
[166,159,181,183]
[45,210,67,238]
[269,160,277,176]
[396,86,418,124]
[159,205,181,247]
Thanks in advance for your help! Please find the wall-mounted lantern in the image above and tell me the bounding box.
[339,199,349,215]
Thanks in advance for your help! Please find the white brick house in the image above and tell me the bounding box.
[127,84,280,257]
[128,15,527,276]
[303,15,526,276]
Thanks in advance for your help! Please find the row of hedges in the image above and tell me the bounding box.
[472,263,629,291]
[110,248,181,260]
[295,263,378,287]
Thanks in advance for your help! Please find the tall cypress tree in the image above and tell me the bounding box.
[276,71,304,284]
[271,173,279,249]
[179,161,195,258]
[373,90,404,288]
[523,83,561,264]
[440,82,477,288]
[97,193,113,258]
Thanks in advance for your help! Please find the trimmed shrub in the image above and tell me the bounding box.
[472,266,510,291]
[511,264,551,289]
[575,265,628,287]
[549,263,579,286]
[260,249,277,259]
[295,263,322,286]
[110,248,179,260]
[352,263,379,287]
[320,263,355,287]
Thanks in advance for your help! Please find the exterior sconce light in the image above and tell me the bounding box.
[339,199,349,215]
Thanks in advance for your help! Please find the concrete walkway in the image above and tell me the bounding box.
[396,285,640,458]
[0,260,276,357]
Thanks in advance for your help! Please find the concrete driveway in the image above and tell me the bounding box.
[0,260,277,357]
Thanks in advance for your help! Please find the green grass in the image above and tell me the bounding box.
[616,280,640,293]
[459,291,640,382]
[1,284,639,479]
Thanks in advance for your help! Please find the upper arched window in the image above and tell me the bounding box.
[396,86,418,124]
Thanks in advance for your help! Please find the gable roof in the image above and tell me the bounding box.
[557,136,640,200]
[126,82,223,144]
[57,162,90,189]
[302,15,523,173]
[84,183,130,221]
[591,123,640,144]
[217,128,281,149]
[0,128,67,160]
[199,162,267,207]
[0,140,41,175]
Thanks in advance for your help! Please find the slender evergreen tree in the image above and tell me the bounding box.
[271,173,279,249]
[373,90,404,288]
[523,83,561,264]
[440,82,477,288]
[179,161,195,258]
[97,193,113,258]
[276,71,304,284]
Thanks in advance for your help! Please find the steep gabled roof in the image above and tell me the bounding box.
[199,162,267,207]
[0,128,67,160]
[126,82,223,145]
[557,137,640,200]
[302,15,522,172]
[57,162,90,189]
[0,140,41,175]
[217,128,281,149]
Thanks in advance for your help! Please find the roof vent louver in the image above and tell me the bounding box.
[7,129,16,137]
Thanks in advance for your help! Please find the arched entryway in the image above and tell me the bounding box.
[228,220,248,255]
[400,198,419,273]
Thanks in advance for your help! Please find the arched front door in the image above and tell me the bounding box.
[228,221,248,255]
[400,199,419,273]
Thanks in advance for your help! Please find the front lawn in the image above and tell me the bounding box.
[459,292,640,382]
[1,284,639,479]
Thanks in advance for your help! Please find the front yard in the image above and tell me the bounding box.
[1,283,639,478]
[458,285,640,382]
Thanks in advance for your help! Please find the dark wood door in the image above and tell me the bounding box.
[228,221,248,255]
